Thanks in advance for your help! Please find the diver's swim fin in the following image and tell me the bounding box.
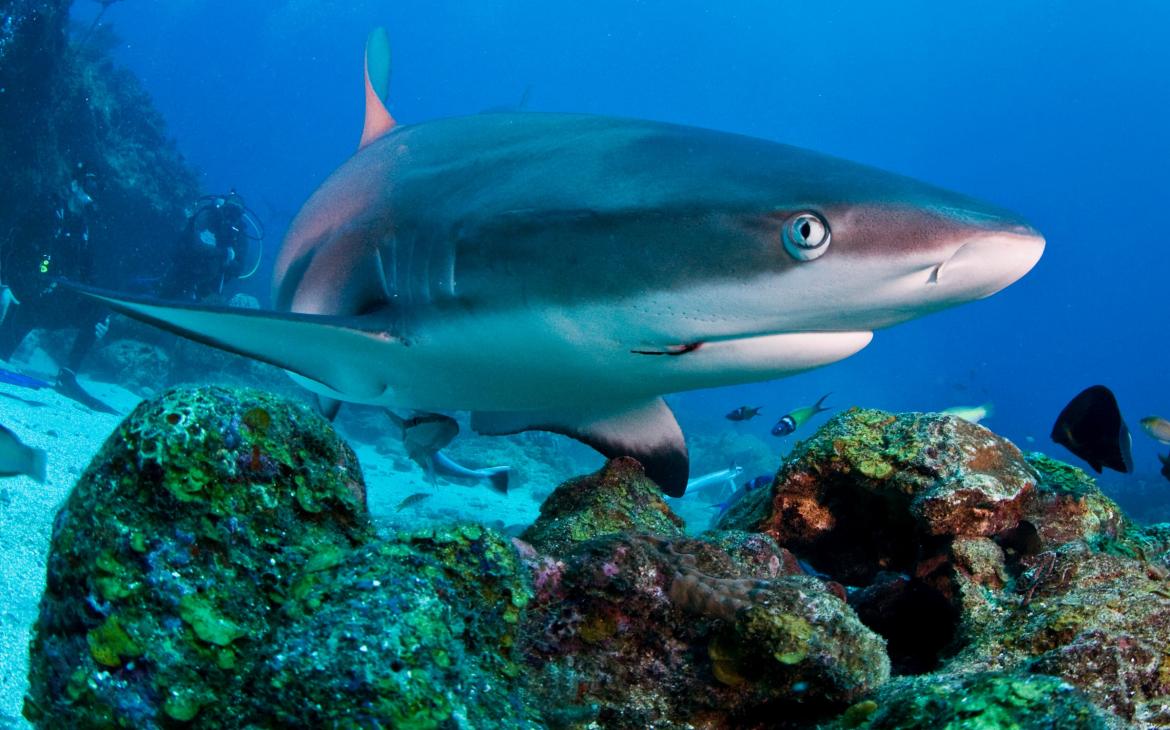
[55,368,118,415]
[0,367,51,390]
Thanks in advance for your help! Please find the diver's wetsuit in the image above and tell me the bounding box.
[0,195,107,371]
[163,200,249,301]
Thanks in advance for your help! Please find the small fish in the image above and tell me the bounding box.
[940,403,994,424]
[395,492,431,512]
[432,451,511,495]
[743,474,771,492]
[725,406,762,422]
[1140,417,1170,445]
[1160,453,1170,483]
[0,423,47,483]
[386,410,459,481]
[1050,385,1133,474]
[687,462,744,502]
[710,474,772,515]
[0,285,19,326]
[771,393,832,436]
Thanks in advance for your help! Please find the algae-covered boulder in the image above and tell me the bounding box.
[825,671,1109,729]
[718,409,1037,583]
[521,457,685,556]
[25,386,373,727]
[521,532,888,728]
[257,525,539,729]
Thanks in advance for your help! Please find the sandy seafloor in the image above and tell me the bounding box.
[0,360,607,727]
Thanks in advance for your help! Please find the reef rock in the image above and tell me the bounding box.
[25,386,371,727]
[719,409,1037,582]
[521,531,888,728]
[824,671,1109,729]
[89,338,171,395]
[521,456,686,556]
[257,525,539,729]
[717,407,1170,725]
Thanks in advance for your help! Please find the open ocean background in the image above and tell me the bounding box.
[70,0,1169,500]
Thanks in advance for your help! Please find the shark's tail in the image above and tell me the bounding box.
[480,466,510,495]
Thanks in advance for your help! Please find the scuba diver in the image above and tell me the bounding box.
[164,190,264,302]
[0,162,116,413]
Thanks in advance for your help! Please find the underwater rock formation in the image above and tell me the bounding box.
[521,456,686,556]
[87,338,171,396]
[714,408,1170,726]
[0,0,198,290]
[24,386,372,726]
[823,671,1109,729]
[519,459,889,728]
[27,392,1170,727]
[256,525,539,729]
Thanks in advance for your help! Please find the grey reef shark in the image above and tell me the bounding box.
[74,28,1045,497]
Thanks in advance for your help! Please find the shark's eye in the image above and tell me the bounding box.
[782,212,831,261]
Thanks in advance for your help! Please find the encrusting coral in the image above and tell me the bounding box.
[25,391,1170,727]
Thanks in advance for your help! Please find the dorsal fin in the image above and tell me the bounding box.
[359,27,396,150]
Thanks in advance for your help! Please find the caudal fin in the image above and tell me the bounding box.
[25,447,47,484]
[483,467,510,495]
[813,393,832,413]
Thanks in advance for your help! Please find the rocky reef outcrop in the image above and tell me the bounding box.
[26,393,1170,728]
[1,0,198,290]
[520,458,888,728]
[719,408,1170,727]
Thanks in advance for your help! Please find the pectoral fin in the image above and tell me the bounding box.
[472,398,689,497]
[68,284,399,400]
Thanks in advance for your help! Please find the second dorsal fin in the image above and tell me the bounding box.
[359,27,396,150]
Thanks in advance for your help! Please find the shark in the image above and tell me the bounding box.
[76,28,1045,497]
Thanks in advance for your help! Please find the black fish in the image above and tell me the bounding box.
[725,406,762,421]
[1159,453,1170,483]
[1050,385,1133,474]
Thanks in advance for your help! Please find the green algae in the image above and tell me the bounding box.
[179,593,246,647]
[86,616,142,668]
[1026,452,1098,498]
[826,672,1108,729]
[26,386,373,728]
[257,527,540,729]
[522,457,685,556]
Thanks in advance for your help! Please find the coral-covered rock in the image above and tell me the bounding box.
[521,457,685,556]
[719,409,1036,584]
[1022,452,1129,548]
[971,540,1170,724]
[25,386,372,727]
[824,671,1109,729]
[521,532,889,728]
[89,338,171,395]
[257,525,539,729]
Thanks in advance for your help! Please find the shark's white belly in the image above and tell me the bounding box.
[289,301,872,413]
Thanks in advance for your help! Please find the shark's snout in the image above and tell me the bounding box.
[931,226,1045,300]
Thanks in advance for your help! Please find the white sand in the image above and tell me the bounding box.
[0,375,139,728]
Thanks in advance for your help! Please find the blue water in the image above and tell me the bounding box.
[72,1,1169,489]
